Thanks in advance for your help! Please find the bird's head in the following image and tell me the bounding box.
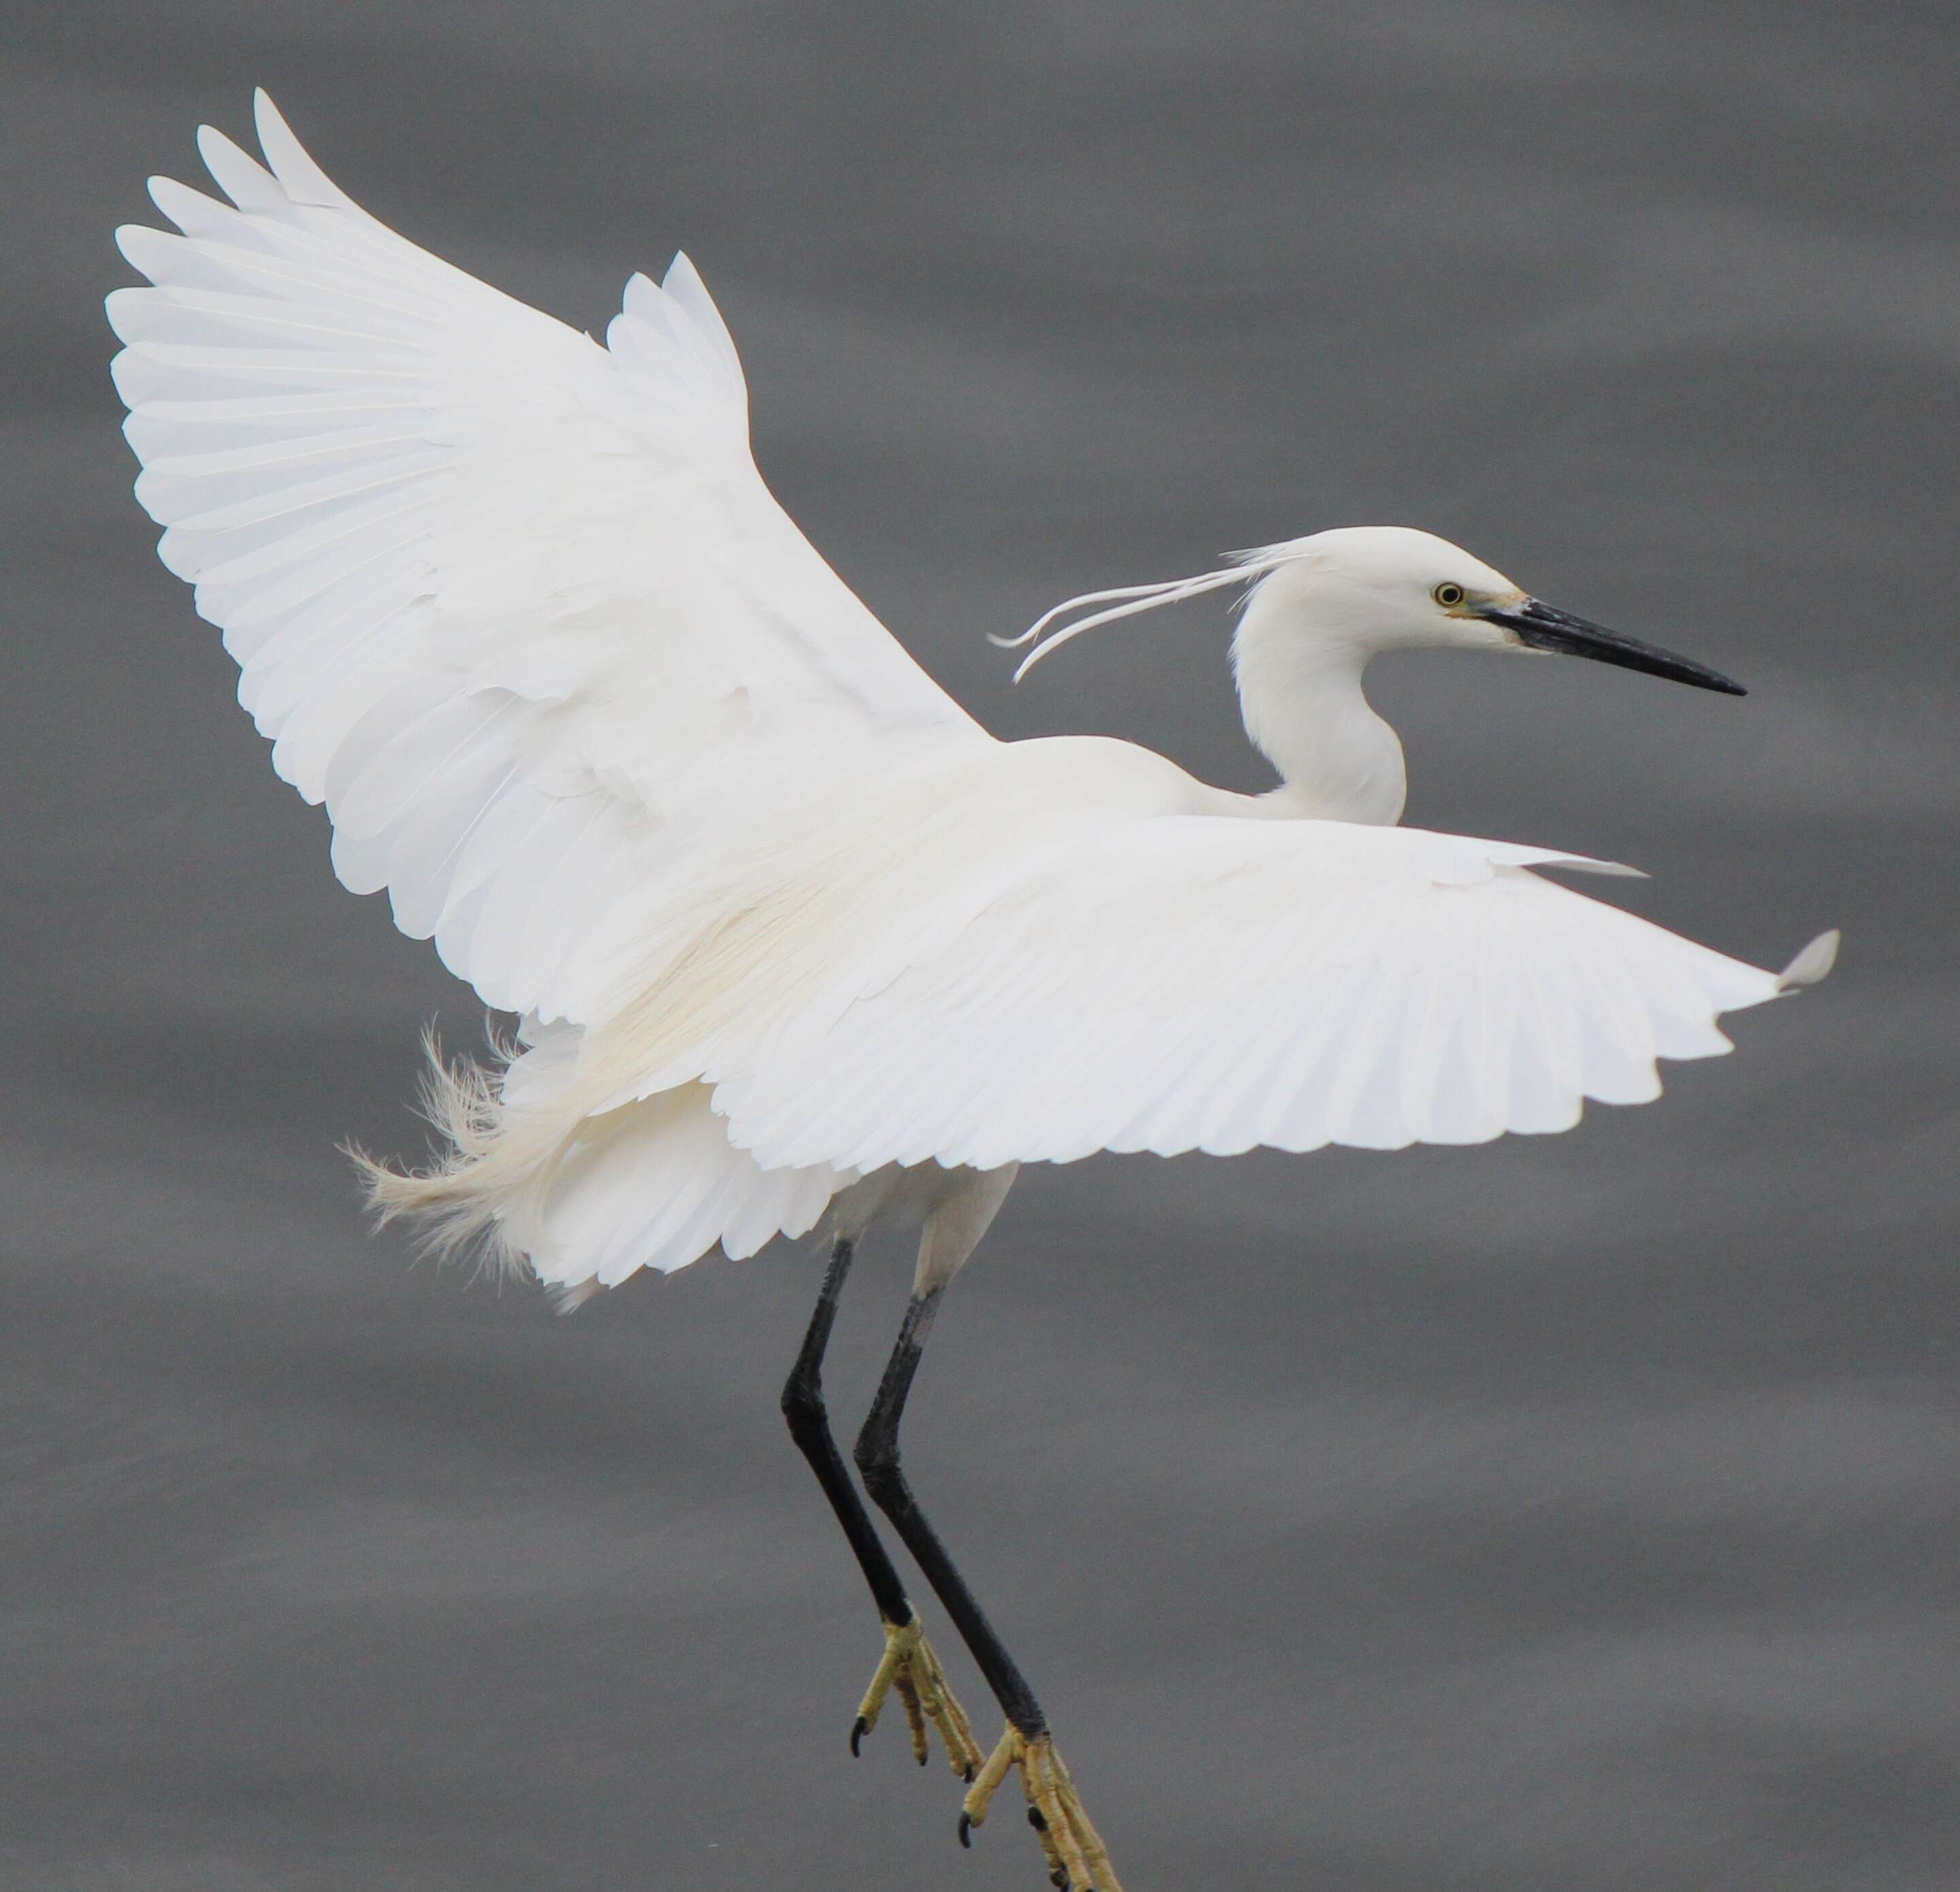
[1002,523,1744,696]
[1241,525,1746,691]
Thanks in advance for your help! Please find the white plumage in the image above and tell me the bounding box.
[108,93,1833,1303]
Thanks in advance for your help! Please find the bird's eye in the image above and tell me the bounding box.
[1433,582,1466,608]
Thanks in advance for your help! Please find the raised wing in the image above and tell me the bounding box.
[696,813,1829,1173]
[108,91,982,1027]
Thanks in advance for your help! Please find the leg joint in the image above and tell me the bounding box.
[779,1363,821,1421]
[857,1456,906,1512]
[853,1416,902,1497]
[780,1371,830,1450]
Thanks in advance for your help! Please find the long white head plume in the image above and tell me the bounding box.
[994,543,1302,682]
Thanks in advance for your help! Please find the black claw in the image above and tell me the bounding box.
[1028,1808,1048,1832]
[916,1749,928,1767]
[849,1716,866,1757]
[958,1813,973,1849]
[962,1763,976,1784]
[1049,1875,1068,1891]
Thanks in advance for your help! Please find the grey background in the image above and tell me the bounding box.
[4,3,1955,1889]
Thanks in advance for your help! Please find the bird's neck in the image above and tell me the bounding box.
[1230,589,1407,825]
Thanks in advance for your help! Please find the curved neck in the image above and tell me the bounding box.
[1230,585,1407,825]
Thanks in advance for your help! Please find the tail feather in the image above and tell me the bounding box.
[353,1028,849,1303]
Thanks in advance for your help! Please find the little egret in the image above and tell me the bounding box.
[108,94,1836,1892]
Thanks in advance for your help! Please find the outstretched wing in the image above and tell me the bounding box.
[108,90,981,1027]
[698,812,1830,1172]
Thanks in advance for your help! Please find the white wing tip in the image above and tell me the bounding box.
[252,88,344,206]
[1776,928,1840,992]
[1539,851,1648,880]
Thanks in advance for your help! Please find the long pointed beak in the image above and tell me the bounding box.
[1484,598,1746,696]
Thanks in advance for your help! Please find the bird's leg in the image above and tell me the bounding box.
[853,1288,1122,1892]
[779,1238,981,1778]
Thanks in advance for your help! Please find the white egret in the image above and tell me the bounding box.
[108,93,1836,1892]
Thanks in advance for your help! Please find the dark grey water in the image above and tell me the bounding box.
[5,5,1955,1888]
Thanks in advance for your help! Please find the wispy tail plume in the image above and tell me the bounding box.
[346,1025,561,1285]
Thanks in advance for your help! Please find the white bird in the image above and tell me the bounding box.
[108,93,1836,1892]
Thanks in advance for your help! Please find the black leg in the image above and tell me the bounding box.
[780,1237,920,1748]
[853,1288,1049,1741]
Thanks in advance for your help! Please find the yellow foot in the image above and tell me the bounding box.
[850,1615,984,1780]
[959,1725,1123,1892]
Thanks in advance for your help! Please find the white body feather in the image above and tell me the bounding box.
[108,95,1829,1302]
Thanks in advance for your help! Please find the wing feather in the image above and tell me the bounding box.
[110,91,981,1028]
[693,815,1795,1173]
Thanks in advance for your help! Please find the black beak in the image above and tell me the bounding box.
[1484,598,1746,696]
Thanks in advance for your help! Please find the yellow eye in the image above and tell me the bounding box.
[1433,582,1466,608]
